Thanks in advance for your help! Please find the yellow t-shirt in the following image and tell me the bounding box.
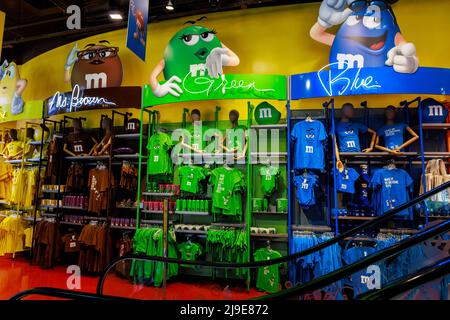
[4,141,24,158]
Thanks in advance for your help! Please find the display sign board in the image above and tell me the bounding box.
[290,66,450,100]
[143,74,287,107]
[126,0,149,61]
[0,11,5,60]
[44,86,141,116]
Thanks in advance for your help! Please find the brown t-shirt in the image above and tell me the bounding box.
[64,132,94,156]
[46,138,60,178]
[62,233,80,253]
[88,168,115,215]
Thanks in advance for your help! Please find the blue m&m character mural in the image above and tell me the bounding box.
[310,0,419,73]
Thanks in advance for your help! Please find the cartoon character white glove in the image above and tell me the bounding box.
[0,60,8,79]
[318,0,355,28]
[385,42,419,74]
[10,93,24,115]
[205,47,231,79]
[153,76,183,97]
[65,43,79,71]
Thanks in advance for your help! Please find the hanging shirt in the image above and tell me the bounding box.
[293,173,317,208]
[259,165,280,196]
[147,132,173,175]
[377,124,407,150]
[421,98,448,123]
[337,167,359,194]
[370,168,414,219]
[291,120,326,170]
[178,166,206,194]
[88,168,115,214]
[253,248,282,293]
[3,140,24,159]
[336,121,368,152]
[209,167,245,214]
[178,241,202,268]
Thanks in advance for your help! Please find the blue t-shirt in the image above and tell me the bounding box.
[370,168,414,219]
[337,167,359,194]
[377,124,407,150]
[335,122,368,152]
[291,120,326,170]
[293,173,317,208]
[421,98,448,124]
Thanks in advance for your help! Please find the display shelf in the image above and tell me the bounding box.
[250,152,288,157]
[26,158,43,163]
[421,215,450,219]
[60,221,83,226]
[40,205,58,210]
[174,229,208,235]
[29,140,48,145]
[65,155,110,161]
[22,216,41,222]
[250,124,287,129]
[423,152,450,158]
[142,192,175,197]
[141,210,163,214]
[211,222,246,228]
[42,190,64,194]
[251,233,288,242]
[5,159,24,164]
[61,206,86,211]
[41,213,57,218]
[176,211,210,216]
[332,216,377,221]
[113,154,140,159]
[340,152,418,158]
[292,225,333,232]
[416,123,450,130]
[110,225,136,230]
[114,133,147,140]
[0,200,10,205]
[141,219,176,225]
[252,211,287,215]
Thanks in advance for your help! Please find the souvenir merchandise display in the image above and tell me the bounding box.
[0,0,449,303]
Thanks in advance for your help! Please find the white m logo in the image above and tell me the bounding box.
[127,123,136,130]
[85,72,108,89]
[428,105,443,117]
[305,146,314,153]
[337,53,364,69]
[259,108,272,119]
[346,141,356,148]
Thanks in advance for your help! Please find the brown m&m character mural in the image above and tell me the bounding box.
[64,40,123,89]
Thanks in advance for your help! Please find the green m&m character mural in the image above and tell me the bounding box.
[150,18,240,97]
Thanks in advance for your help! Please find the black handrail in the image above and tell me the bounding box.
[9,287,132,301]
[253,219,450,300]
[96,181,450,295]
[357,257,450,300]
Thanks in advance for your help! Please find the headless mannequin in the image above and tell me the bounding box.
[375,106,419,156]
[181,109,205,154]
[63,118,97,156]
[335,104,377,172]
[3,129,23,160]
[24,127,36,158]
[221,109,248,160]
[92,117,113,156]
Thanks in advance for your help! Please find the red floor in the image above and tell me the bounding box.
[0,257,265,300]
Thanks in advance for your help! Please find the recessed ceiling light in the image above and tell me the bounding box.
[166,0,174,11]
[109,13,123,20]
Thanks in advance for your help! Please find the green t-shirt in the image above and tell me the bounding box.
[209,167,245,215]
[147,132,173,175]
[178,166,206,194]
[178,241,203,267]
[254,248,282,293]
[259,166,280,196]
[225,125,247,153]
[185,124,211,152]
